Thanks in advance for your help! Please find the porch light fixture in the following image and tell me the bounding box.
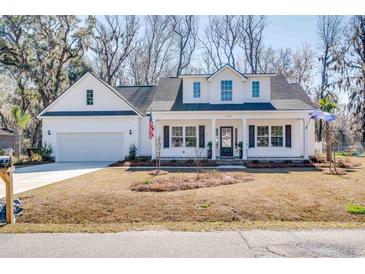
[129,129,132,135]
[47,130,51,136]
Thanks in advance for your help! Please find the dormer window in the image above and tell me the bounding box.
[221,80,232,101]
[86,90,93,105]
[193,82,200,98]
[252,81,260,98]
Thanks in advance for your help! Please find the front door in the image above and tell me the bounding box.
[220,126,233,157]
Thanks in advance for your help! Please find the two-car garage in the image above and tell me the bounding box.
[56,132,124,162]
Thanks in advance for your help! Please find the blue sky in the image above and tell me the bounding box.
[265,16,318,49]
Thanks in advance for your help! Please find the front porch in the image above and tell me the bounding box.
[151,112,314,161]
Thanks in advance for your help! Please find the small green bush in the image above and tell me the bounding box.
[40,144,53,161]
[128,144,137,160]
[143,178,153,185]
[347,202,365,215]
[197,201,211,209]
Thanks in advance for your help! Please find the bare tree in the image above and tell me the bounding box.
[129,16,174,85]
[171,16,199,76]
[291,42,315,89]
[336,16,365,143]
[258,46,276,73]
[272,48,293,77]
[91,16,139,85]
[316,15,343,141]
[239,15,267,73]
[201,16,240,71]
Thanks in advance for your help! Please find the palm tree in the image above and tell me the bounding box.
[11,106,31,157]
[319,98,337,162]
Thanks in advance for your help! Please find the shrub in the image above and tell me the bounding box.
[197,201,211,209]
[40,144,53,161]
[347,202,365,215]
[143,178,153,185]
[129,144,137,160]
[207,141,212,150]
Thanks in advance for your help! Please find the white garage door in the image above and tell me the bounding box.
[57,132,124,162]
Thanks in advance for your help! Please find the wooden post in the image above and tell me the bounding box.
[0,166,15,224]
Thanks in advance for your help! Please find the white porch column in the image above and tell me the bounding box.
[303,117,309,159]
[241,118,247,160]
[211,118,216,160]
[151,118,157,160]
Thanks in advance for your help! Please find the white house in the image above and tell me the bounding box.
[39,64,316,162]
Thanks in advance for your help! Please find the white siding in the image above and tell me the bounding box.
[138,116,152,156]
[47,73,136,113]
[181,68,272,105]
[42,116,140,161]
[155,119,212,158]
[182,77,209,103]
[243,76,271,103]
[208,68,245,104]
[246,119,303,158]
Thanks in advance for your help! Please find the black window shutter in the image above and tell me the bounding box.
[249,125,255,148]
[199,126,205,148]
[285,125,292,148]
[163,126,169,148]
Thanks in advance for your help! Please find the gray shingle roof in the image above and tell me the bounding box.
[148,75,314,112]
[115,86,156,115]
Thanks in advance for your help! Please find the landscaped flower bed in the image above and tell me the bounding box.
[110,158,218,167]
[130,171,254,192]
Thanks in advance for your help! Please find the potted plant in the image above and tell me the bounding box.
[207,141,212,159]
[238,141,243,159]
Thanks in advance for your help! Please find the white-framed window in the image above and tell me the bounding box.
[185,126,197,147]
[252,81,260,98]
[193,82,201,98]
[86,89,93,105]
[221,80,232,101]
[171,126,183,147]
[257,126,269,147]
[271,126,284,147]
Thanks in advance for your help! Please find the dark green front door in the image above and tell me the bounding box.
[220,126,233,157]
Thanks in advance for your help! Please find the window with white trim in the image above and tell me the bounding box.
[86,90,93,105]
[171,127,183,147]
[271,126,284,147]
[185,126,197,147]
[257,126,269,147]
[193,82,201,98]
[252,81,260,98]
[221,80,232,101]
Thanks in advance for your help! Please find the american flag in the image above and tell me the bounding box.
[149,113,155,140]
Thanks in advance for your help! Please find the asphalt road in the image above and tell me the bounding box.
[1,229,365,257]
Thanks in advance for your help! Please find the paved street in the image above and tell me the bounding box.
[0,162,111,198]
[0,229,364,257]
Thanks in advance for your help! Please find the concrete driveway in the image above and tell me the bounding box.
[0,162,112,198]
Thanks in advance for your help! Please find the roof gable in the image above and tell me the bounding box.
[39,72,142,117]
[207,64,247,82]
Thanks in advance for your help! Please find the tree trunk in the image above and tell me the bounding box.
[325,121,332,162]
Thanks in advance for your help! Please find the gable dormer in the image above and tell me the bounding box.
[180,64,274,105]
[207,64,247,104]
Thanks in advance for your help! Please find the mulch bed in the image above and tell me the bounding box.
[110,159,218,167]
[130,171,254,192]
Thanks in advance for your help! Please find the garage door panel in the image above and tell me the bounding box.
[57,132,123,162]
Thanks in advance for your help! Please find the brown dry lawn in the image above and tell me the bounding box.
[14,157,365,226]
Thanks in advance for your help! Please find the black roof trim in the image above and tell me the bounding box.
[117,85,154,88]
[171,103,276,111]
[41,111,138,117]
